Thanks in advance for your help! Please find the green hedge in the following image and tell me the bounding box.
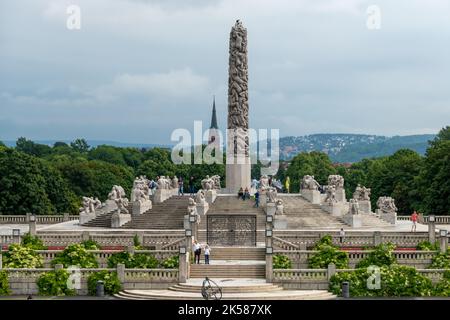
[273,254,292,269]
[160,255,179,269]
[0,271,11,296]
[21,233,47,250]
[107,252,159,268]
[87,271,121,296]
[51,244,98,268]
[428,251,450,269]
[356,243,397,268]
[308,235,349,269]
[2,244,43,268]
[37,270,75,296]
[329,265,434,297]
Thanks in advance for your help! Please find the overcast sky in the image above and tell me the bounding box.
[1,0,449,144]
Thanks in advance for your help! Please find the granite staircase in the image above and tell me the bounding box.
[81,204,133,227]
[121,195,189,229]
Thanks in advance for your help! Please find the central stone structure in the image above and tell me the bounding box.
[226,20,251,193]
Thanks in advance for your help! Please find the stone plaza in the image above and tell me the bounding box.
[0,21,449,300]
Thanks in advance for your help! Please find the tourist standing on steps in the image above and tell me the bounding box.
[178,177,184,196]
[193,240,201,264]
[204,244,211,264]
[243,187,250,200]
[189,176,195,196]
[411,211,419,232]
[254,190,260,208]
[339,228,345,244]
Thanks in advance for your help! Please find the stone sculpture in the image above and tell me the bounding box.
[201,175,214,190]
[259,175,269,191]
[211,175,221,190]
[131,176,151,203]
[353,184,371,201]
[79,196,101,214]
[300,175,320,191]
[195,190,206,206]
[349,199,360,215]
[324,185,337,204]
[187,197,200,224]
[275,199,284,215]
[157,176,171,189]
[108,185,126,201]
[266,187,278,203]
[115,197,129,214]
[376,196,398,213]
[171,176,179,189]
[328,175,345,188]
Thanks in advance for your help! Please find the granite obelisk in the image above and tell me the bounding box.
[226,20,251,193]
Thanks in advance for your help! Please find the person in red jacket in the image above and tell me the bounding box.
[411,211,419,232]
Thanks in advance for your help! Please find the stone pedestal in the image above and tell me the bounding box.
[111,212,131,228]
[179,252,188,283]
[183,215,190,230]
[154,189,171,203]
[29,221,37,236]
[205,190,217,204]
[440,234,448,253]
[428,222,436,244]
[132,200,152,215]
[274,216,287,229]
[265,203,276,216]
[79,212,96,225]
[358,200,372,214]
[376,209,397,225]
[260,192,267,208]
[335,188,346,202]
[225,161,251,194]
[275,205,284,215]
[342,214,362,228]
[322,202,344,217]
[301,189,321,204]
[196,203,209,215]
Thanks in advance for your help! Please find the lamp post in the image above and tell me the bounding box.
[178,246,187,283]
[265,214,274,282]
[428,215,436,244]
[439,229,448,253]
[29,214,37,236]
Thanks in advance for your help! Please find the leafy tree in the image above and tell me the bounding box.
[70,138,90,153]
[2,244,43,268]
[417,126,450,215]
[308,235,349,268]
[16,137,52,157]
[87,271,121,295]
[356,243,397,268]
[285,151,336,193]
[273,254,292,269]
[37,270,75,296]
[0,271,10,295]
[51,244,99,268]
[21,233,47,250]
[88,145,128,167]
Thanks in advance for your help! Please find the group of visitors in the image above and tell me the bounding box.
[192,240,211,264]
[237,187,251,200]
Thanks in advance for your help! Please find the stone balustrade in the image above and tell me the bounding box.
[34,249,178,268]
[274,250,437,269]
[273,230,429,249]
[273,267,449,289]
[0,214,78,224]
[2,265,178,295]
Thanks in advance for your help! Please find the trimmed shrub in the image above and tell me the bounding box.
[160,255,179,269]
[21,233,47,250]
[37,270,75,296]
[87,271,121,296]
[80,240,100,250]
[51,244,98,268]
[308,235,349,269]
[107,252,158,268]
[0,271,11,296]
[434,270,450,297]
[428,251,450,269]
[416,241,439,251]
[2,244,43,268]
[273,254,292,269]
[356,243,397,268]
[329,265,434,297]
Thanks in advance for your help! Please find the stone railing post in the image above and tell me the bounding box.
[439,230,448,253]
[137,232,144,246]
[373,231,381,246]
[82,231,90,242]
[26,212,31,223]
[117,263,125,284]
[0,248,3,269]
[265,216,273,283]
[127,245,135,255]
[29,219,37,237]
[327,263,336,281]
[63,212,69,222]
[428,219,436,244]
[178,250,188,283]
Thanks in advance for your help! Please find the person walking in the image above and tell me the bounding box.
[411,211,419,232]
[339,228,345,244]
[178,177,184,196]
[189,176,195,197]
[193,240,201,264]
[204,244,211,265]
[254,190,260,208]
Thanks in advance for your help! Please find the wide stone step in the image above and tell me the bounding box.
[169,282,283,293]
[190,265,266,278]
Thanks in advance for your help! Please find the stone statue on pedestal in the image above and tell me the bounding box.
[266,187,278,203]
[349,199,360,215]
[324,185,337,204]
[301,175,320,190]
[195,190,206,206]
[201,175,214,190]
[353,184,371,201]
[259,175,269,191]
[328,175,344,188]
[211,175,221,190]
[376,196,397,213]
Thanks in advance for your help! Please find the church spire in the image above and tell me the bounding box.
[210,95,218,129]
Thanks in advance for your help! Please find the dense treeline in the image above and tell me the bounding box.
[0,126,448,215]
[283,127,449,215]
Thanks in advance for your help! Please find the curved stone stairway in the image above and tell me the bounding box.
[115,278,335,300]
